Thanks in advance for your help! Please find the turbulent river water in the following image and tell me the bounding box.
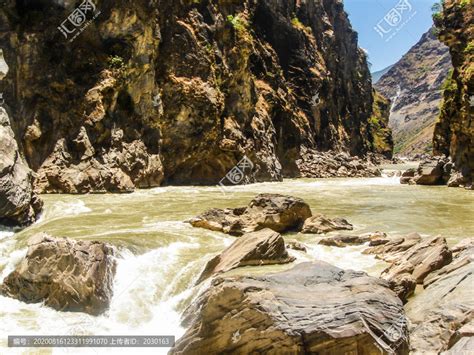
[1,165,473,354]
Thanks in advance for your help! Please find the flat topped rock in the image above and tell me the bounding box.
[188,193,312,236]
[0,233,117,315]
[196,228,295,284]
[172,262,409,354]
[318,232,387,247]
[302,214,353,234]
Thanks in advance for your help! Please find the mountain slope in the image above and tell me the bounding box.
[375,28,452,156]
[0,0,391,192]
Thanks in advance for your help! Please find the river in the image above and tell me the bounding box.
[1,168,473,354]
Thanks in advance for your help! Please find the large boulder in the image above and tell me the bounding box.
[400,168,416,184]
[302,214,353,234]
[172,262,409,354]
[0,233,117,315]
[400,157,452,186]
[188,194,312,236]
[405,258,474,353]
[0,108,43,226]
[196,229,295,284]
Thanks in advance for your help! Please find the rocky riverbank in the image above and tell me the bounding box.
[1,193,472,354]
[180,194,473,353]
[400,156,473,189]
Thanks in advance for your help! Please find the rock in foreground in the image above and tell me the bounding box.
[0,108,43,226]
[405,253,474,353]
[381,236,452,285]
[0,233,116,315]
[172,262,409,354]
[196,229,295,284]
[188,194,312,236]
[365,234,452,303]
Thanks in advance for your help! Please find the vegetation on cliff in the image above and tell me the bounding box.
[432,0,473,185]
[0,0,392,193]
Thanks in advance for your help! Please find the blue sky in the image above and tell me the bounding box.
[344,0,436,72]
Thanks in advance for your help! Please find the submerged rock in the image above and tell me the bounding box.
[0,108,43,226]
[318,232,386,247]
[196,229,295,284]
[188,194,312,236]
[400,168,416,184]
[302,214,353,234]
[0,233,117,315]
[172,262,409,354]
[286,240,308,253]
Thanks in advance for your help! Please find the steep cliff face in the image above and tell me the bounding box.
[433,0,473,186]
[375,28,452,156]
[0,107,43,226]
[0,0,389,192]
[369,90,393,159]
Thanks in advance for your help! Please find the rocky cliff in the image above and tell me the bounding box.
[433,0,473,186]
[0,0,391,193]
[375,28,452,156]
[0,107,43,226]
[0,48,42,226]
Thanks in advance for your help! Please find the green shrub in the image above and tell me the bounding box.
[107,55,125,70]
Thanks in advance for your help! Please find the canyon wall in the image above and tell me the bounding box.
[0,0,391,193]
[433,0,473,185]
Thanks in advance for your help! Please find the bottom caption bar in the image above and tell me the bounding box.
[8,336,175,348]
